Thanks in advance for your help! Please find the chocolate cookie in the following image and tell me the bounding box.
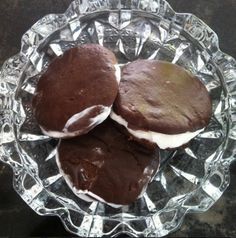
[56,119,160,206]
[33,44,120,138]
[111,60,212,149]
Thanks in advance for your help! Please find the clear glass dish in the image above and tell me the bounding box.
[0,0,236,237]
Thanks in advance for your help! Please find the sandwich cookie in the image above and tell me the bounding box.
[56,119,160,207]
[33,44,120,138]
[111,60,212,149]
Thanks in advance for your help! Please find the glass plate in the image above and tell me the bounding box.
[0,0,236,237]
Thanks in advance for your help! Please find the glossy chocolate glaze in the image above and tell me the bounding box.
[113,60,212,134]
[57,119,160,205]
[32,44,118,136]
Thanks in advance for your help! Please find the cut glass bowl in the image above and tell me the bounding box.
[1,0,236,237]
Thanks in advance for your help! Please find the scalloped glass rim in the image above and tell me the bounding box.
[0,0,236,237]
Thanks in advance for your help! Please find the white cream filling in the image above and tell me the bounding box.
[110,111,204,149]
[114,64,121,84]
[41,105,111,138]
[63,105,111,133]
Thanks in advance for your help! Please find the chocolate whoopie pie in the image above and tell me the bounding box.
[33,44,120,138]
[56,119,160,206]
[111,60,212,149]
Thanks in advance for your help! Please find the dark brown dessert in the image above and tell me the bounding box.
[111,60,212,149]
[57,119,160,206]
[33,44,120,138]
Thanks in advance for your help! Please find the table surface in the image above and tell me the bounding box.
[0,0,236,237]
